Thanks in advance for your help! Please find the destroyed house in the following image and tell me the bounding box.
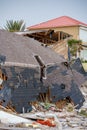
[23,29,72,59]
[0,30,85,113]
[27,16,87,60]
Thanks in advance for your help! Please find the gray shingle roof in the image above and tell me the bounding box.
[44,64,86,89]
[0,30,66,67]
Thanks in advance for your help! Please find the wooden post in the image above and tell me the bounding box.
[61,32,63,40]
[58,32,60,41]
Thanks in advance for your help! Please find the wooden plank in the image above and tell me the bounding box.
[29,33,56,43]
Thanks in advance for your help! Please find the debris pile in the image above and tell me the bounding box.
[0,96,87,130]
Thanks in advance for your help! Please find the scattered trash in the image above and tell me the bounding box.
[0,98,87,130]
[37,118,56,127]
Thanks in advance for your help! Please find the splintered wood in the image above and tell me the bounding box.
[0,68,7,90]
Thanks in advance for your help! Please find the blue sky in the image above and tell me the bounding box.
[0,0,87,29]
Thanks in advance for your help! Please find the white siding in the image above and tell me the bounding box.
[80,49,87,60]
[79,27,87,42]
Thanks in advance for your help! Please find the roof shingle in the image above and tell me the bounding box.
[0,30,65,67]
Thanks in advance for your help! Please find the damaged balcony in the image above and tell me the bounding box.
[24,30,71,45]
[24,30,72,59]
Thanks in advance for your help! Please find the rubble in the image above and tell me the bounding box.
[0,97,87,130]
[0,30,87,129]
[0,65,87,129]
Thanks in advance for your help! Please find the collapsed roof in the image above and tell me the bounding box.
[0,30,86,112]
[0,29,66,67]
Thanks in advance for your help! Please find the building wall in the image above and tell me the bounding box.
[79,26,87,42]
[29,26,79,59]
[53,26,87,60]
[53,26,79,40]
[30,26,79,40]
[80,48,87,60]
[79,27,87,60]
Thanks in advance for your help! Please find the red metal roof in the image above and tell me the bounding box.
[28,16,87,30]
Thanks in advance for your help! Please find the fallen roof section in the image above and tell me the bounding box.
[71,58,87,76]
[43,63,86,109]
[0,29,66,67]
